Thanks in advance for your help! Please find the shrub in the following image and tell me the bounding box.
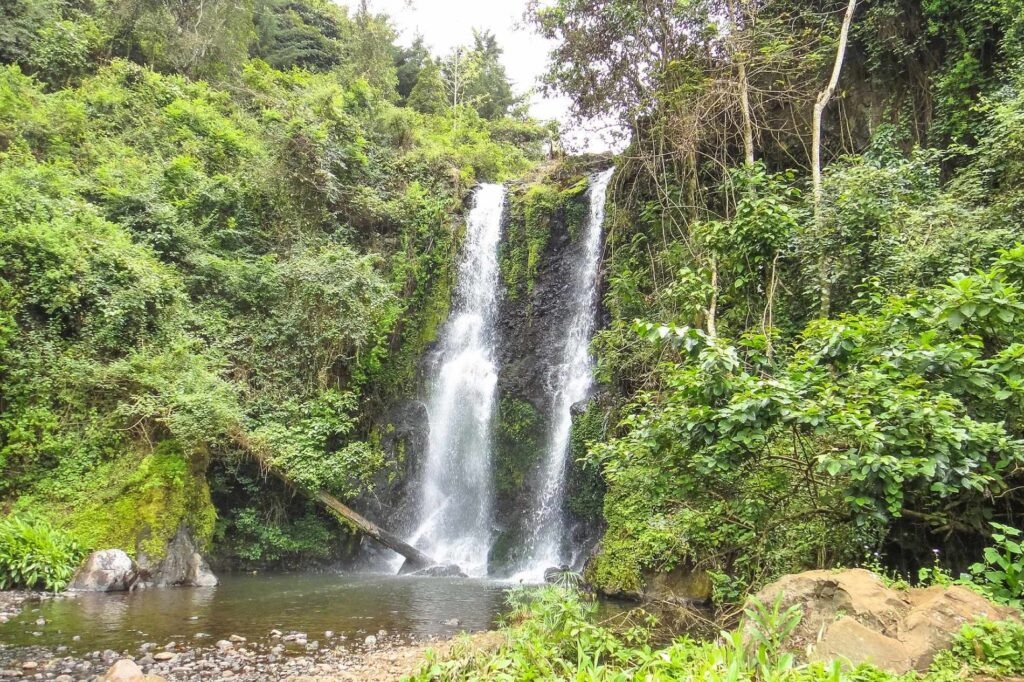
[935,619,1024,676]
[0,515,83,591]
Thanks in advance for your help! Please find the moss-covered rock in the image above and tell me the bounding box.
[500,171,589,304]
[22,440,217,562]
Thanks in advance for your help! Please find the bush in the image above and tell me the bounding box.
[941,618,1024,676]
[0,515,83,591]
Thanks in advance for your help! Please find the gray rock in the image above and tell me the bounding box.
[68,550,139,592]
[137,526,218,588]
[411,563,467,578]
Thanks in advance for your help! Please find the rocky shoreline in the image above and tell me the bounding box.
[0,629,502,681]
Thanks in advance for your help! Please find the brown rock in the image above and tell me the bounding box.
[751,569,1019,674]
[902,585,1016,669]
[644,566,714,604]
[813,617,912,671]
[101,659,168,682]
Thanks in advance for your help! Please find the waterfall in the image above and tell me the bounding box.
[516,168,614,579]
[407,183,506,577]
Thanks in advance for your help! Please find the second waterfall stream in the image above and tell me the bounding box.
[408,169,614,579]
[515,167,615,580]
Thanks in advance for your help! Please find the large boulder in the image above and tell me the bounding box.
[751,568,1017,673]
[138,525,217,587]
[68,550,139,592]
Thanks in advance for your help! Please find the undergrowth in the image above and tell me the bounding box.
[0,514,83,591]
[406,587,1024,682]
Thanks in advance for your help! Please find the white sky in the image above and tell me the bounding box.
[335,0,622,152]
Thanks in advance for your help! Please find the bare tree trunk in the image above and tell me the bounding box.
[726,0,755,165]
[708,258,719,338]
[739,61,755,165]
[813,0,858,318]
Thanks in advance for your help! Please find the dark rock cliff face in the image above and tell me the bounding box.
[371,166,610,574]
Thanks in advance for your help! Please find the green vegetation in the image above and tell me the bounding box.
[0,0,548,572]
[410,586,1024,681]
[528,0,1024,605]
[0,515,82,591]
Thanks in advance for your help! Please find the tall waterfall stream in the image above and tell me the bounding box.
[407,183,505,577]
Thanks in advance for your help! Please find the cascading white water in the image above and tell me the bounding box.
[515,168,615,580]
[407,183,506,577]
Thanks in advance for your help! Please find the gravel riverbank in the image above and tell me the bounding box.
[0,589,503,682]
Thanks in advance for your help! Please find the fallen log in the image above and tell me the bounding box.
[231,429,435,570]
[313,490,434,569]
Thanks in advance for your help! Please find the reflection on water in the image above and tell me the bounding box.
[0,573,510,653]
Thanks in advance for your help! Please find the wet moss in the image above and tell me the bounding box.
[55,440,216,559]
[492,397,545,498]
[565,400,607,520]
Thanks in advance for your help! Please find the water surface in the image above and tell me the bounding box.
[0,573,510,654]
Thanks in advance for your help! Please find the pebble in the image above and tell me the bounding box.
[269,629,282,638]
[229,634,246,643]
[20,662,37,671]
[216,640,233,652]
[364,635,377,647]
[34,618,45,626]
[153,651,175,661]
[324,630,333,639]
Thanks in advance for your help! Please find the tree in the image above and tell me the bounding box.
[395,34,429,102]
[441,44,479,112]
[251,0,350,72]
[462,29,516,120]
[407,55,446,114]
[350,0,398,98]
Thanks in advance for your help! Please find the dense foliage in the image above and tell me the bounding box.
[0,515,82,591]
[0,0,548,571]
